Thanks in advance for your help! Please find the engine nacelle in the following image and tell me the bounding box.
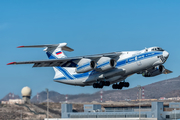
[142,65,164,77]
[76,58,96,73]
[96,57,116,72]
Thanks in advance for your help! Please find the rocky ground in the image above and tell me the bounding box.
[0,102,84,119]
[1,100,180,119]
[0,104,40,119]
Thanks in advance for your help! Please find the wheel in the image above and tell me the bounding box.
[93,83,97,88]
[119,82,124,89]
[118,85,123,89]
[118,82,123,89]
[99,82,104,88]
[100,81,105,85]
[106,81,110,86]
[112,84,118,89]
[124,82,130,87]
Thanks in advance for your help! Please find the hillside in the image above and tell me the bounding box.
[30,76,180,103]
[1,93,20,101]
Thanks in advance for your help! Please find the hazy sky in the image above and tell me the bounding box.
[1,0,180,99]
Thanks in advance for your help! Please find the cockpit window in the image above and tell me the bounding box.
[151,47,164,51]
[157,47,164,51]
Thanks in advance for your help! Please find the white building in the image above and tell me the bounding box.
[1,99,24,104]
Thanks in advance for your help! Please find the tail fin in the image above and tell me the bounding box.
[17,43,74,59]
[17,43,75,80]
[44,43,67,59]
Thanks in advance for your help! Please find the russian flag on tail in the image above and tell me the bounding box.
[56,51,62,55]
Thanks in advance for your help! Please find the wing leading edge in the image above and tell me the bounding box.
[7,52,122,67]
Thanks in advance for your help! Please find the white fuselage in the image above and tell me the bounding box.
[54,47,169,86]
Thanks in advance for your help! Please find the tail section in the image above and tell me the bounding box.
[17,42,75,80]
[53,67,76,80]
[43,43,76,80]
[44,43,67,59]
[17,43,74,59]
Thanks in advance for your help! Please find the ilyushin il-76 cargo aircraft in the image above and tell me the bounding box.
[7,43,172,89]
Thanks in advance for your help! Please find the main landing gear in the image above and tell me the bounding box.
[112,82,129,89]
[93,81,110,88]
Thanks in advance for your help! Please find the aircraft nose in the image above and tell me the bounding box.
[163,51,169,58]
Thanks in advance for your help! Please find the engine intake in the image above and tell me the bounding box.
[96,57,116,72]
[76,58,96,73]
[142,65,164,77]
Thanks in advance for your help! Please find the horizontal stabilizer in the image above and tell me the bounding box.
[17,43,74,52]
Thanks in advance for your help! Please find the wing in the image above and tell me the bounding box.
[163,69,173,74]
[17,44,74,52]
[7,52,122,67]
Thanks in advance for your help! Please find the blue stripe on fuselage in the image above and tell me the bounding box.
[47,52,76,80]
[56,67,74,80]
[54,51,163,80]
[116,59,126,67]
[54,77,67,80]
[54,71,91,80]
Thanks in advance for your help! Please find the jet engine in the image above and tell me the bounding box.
[96,57,116,72]
[76,58,96,73]
[142,65,164,77]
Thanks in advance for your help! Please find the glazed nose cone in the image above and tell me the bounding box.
[163,51,169,58]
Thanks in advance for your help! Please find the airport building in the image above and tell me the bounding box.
[1,99,24,104]
[61,102,180,120]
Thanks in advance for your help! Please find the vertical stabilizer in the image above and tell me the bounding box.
[44,43,68,59]
[17,42,74,59]
[42,43,75,80]
[17,43,75,80]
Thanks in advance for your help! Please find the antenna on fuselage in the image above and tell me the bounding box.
[145,47,148,52]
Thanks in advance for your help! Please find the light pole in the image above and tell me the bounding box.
[175,108,176,120]
[65,95,68,103]
[137,85,142,120]
[46,88,49,120]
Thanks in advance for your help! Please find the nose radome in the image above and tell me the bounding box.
[163,51,169,58]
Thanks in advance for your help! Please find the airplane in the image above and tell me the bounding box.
[7,43,172,89]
